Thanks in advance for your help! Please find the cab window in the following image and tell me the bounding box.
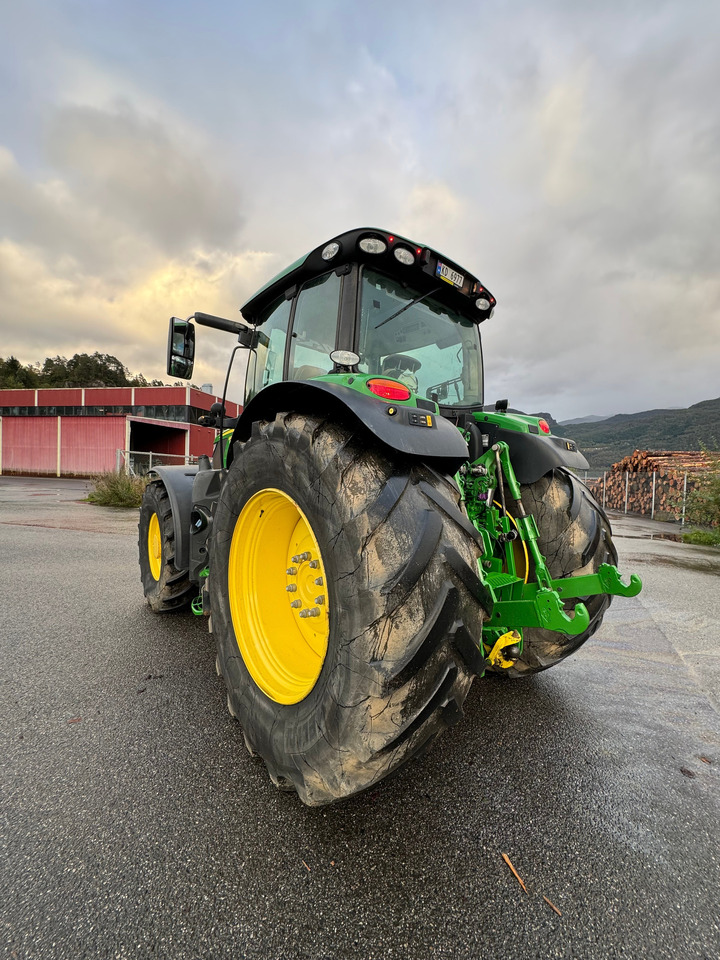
[357,268,482,405]
[288,271,341,380]
[247,295,292,401]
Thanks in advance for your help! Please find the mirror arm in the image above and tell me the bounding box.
[192,312,257,348]
[193,312,245,336]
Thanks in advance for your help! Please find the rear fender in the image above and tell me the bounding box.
[146,465,198,574]
[480,423,590,484]
[227,380,471,473]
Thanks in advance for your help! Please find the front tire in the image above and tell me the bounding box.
[209,412,488,806]
[138,481,194,613]
[507,467,617,677]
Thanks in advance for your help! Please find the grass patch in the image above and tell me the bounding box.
[87,471,148,507]
[681,529,720,547]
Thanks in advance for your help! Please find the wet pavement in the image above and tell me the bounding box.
[1,477,719,959]
[0,475,139,536]
[609,509,720,575]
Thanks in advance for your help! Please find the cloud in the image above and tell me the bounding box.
[400,182,464,251]
[46,102,244,255]
[0,99,256,396]
[535,63,590,203]
[1,97,246,276]
[0,237,274,394]
[0,143,157,282]
[1,0,719,421]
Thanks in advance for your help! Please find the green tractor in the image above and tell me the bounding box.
[139,227,641,806]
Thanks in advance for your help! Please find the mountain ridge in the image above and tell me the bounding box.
[556,397,720,470]
[559,414,609,426]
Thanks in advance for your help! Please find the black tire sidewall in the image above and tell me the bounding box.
[138,481,192,611]
[210,425,389,765]
[138,482,170,603]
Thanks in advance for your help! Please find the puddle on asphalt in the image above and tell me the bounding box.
[615,533,682,542]
[641,555,720,573]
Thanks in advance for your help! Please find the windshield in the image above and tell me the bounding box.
[357,267,483,406]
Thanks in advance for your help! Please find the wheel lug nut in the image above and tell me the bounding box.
[286,566,297,575]
[308,560,319,569]
[299,609,309,618]
[315,595,325,605]
[290,599,302,608]
[314,577,324,586]
[309,607,320,617]
[286,584,297,592]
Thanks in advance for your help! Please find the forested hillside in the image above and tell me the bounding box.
[0,354,166,389]
[562,398,720,470]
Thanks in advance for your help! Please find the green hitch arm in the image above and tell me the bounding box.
[551,564,643,601]
[468,440,641,639]
[487,563,642,636]
[488,590,591,635]
[493,443,553,590]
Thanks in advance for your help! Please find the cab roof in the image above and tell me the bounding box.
[239,227,496,325]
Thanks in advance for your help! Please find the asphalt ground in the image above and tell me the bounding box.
[1,477,719,960]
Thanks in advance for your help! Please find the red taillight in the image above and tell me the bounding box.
[538,419,551,434]
[367,378,411,401]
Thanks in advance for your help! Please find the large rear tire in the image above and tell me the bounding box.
[209,412,488,806]
[138,480,194,613]
[506,467,617,677]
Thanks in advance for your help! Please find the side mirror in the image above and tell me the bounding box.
[167,317,195,379]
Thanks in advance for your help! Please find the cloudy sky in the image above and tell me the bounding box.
[1,0,718,419]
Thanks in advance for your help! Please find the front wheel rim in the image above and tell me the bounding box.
[148,512,162,581]
[228,488,330,705]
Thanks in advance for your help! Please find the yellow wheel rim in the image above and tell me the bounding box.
[148,512,162,581]
[228,488,330,705]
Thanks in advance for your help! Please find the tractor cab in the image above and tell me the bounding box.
[238,227,495,409]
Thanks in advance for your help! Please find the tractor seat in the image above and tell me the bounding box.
[291,364,326,381]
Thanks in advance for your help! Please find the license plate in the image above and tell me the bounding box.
[436,261,464,288]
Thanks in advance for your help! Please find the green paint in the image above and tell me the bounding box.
[313,372,440,412]
[455,439,642,655]
[472,409,551,435]
[214,428,233,469]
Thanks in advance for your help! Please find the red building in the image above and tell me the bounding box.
[0,385,240,477]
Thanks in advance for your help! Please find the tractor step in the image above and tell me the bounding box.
[485,572,523,590]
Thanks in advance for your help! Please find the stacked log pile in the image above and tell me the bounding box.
[587,450,714,519]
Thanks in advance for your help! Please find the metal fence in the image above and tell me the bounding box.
[116,449,197,475]
[585,470,693,524]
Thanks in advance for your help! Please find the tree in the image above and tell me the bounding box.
[1,352,189,392]
[0,357,40,389]
[685,448,720,528]
[40,353,132,388]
